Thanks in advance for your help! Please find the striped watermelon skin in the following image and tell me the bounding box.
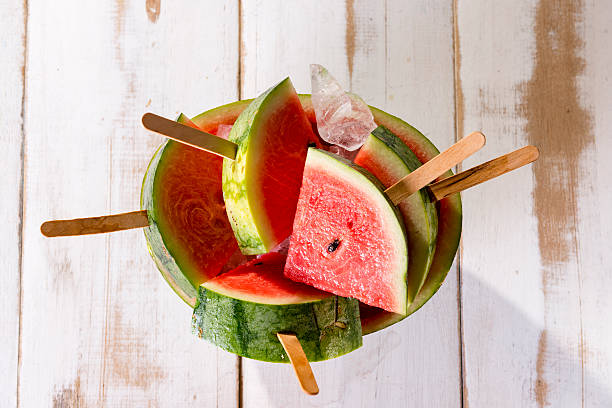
[192,254,362,363]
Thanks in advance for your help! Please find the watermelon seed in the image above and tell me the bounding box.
[327,239,341,253]
[254,262,263,266]
[308,142,317,148]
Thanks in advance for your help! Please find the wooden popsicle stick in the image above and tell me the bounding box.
[142,112,237,160]
[41,210,150,237]
[427,145,540,202]
[384,131,486,205]
[276,332,319,395]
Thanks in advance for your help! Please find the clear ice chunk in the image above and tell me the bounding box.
[310,64,377,151]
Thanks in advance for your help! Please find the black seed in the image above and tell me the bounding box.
[254,262,263,266]
[308,142,317,148]
[327,239,341,253]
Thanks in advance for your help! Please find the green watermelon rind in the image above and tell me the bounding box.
[192,287,362,363]
[357,126,438,305]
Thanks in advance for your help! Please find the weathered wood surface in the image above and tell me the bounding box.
[17,1,239,406]
[457,0,612,406]
[2,0,611,406]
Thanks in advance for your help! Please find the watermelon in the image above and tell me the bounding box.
[152,95,461,333]
[222,78,315,255]
[354,126,438,305]
[141,113,243,306]
[284,148,409,314]
[192,252,362,362]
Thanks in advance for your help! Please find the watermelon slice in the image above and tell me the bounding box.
[141,113,243,306]
[192,252,362,362]
[355,126,438,305]
[284,148,409,314]
[357,109,462,334]
[223,78,315,255]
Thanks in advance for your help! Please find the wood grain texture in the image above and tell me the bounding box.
[0,0,26,406]
[240,1,461,406]
[457,0,612,406]
[19,0,239,406]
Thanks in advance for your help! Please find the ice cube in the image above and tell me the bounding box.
[310,64,377,151]
[216,124,233,139]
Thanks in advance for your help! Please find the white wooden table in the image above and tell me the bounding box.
[2,1,611,406]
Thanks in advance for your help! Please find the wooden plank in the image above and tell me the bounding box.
[240,1,461,406]
[457,0,612,406]
[0,0,26,406]
[574,2,612,406]
[19,1,239,406]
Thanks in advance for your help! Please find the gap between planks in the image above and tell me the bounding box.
[237,1,244,406]
[16,0,30,406]
[451,0,467,407]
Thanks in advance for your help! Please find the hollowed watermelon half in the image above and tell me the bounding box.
[141,113,244,306]
[354,126,438,306]
[222,78,315,255]
[284,148,409,314]
[192,252,362,362]
[147,95,461,332]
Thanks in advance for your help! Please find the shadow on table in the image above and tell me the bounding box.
[243,271,612,408]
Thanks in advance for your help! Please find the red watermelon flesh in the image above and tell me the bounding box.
[205,252,330,305]
[284,149,408,314]
[258,94,313,248]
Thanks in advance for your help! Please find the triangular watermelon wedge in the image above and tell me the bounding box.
[223,78,315,255]
[142,113,242,305]
[355,126,438,305]
[284,148,409,314]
